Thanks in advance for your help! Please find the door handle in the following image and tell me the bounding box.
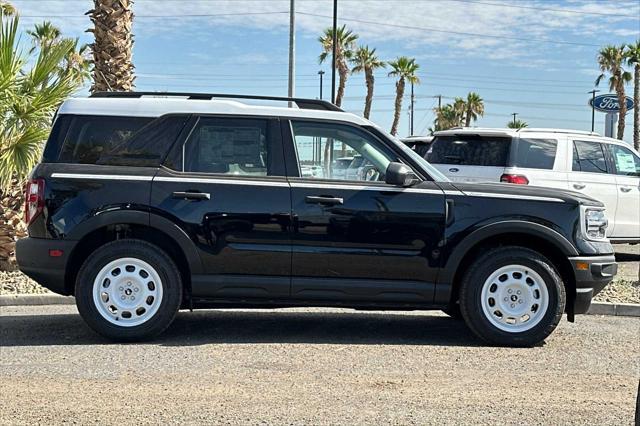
[573,183,586,190]
[172,191,211,200]
[305,195,343,205]
[620,187,632,193]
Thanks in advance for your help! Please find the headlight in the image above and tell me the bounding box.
[583,208,608,240]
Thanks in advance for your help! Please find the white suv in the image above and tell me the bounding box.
[425,128,640,243]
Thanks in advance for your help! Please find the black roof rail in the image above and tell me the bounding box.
[89,91,344,112]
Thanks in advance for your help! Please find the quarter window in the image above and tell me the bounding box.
[572,140,608,173]
[290,121,395,182]
[511,138,557,170]
[426,135,511,166]
[181,117,270,176]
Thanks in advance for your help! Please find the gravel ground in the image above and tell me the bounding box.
[0,305,638,425]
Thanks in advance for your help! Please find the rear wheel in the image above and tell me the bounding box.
[459,246,565,347]
[75,239,182,341]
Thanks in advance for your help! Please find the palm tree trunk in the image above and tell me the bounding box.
[616,82,627,140]
[335,58,349,108]
[88,0,135,92]
[363,67,374,119]
[465,106,471,127]
[390,78,405,136]
[633,64,639,150]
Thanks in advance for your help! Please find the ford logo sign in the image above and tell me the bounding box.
[449,168,459,173]
[589,94,634,113]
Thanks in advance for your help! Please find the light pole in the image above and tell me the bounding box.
[318,70,325,100]
[410,81,415,135]
[511,112,518,126]
[331,0,337,105]
[588,89,600,132]
[287,0,295,101]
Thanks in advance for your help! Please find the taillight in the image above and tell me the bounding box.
[500,174,529,185]
[24,178,45,225]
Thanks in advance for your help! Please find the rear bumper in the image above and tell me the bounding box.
[16,237,77,296]
[568,254,617,314]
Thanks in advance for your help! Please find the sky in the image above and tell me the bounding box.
[10,0,640,141]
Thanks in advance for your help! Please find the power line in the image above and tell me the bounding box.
[448,0,640,19]
[296,12,603,47]
[19,11,288,18]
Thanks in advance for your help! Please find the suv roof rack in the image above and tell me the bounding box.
[90,91,343,112]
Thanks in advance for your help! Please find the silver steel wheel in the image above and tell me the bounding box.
[480,264,549,333]
[92,257,163,327]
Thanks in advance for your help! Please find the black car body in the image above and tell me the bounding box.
[17,93,617,345]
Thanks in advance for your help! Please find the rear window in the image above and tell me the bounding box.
[511,138,557,170]
[48,114,188,166]
[572,140,608,173]
[426,135,511,166]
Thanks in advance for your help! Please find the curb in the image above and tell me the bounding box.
[587,302,640,317]
[1,295,639,317]
[0,294,75,307]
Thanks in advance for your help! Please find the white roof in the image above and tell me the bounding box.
[58,96,371,127]
[433,127,602,137]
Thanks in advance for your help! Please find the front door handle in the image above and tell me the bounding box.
[172,191,211,200]
[305,195,343,205]
[573,183,586,190]
[620,187,632,193]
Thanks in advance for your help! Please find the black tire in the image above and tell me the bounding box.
[75,239,182,341]
[459,246,565,347]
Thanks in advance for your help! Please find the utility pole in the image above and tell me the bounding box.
[287,0,295,102]
[588,89,599,132]
[410,81,415,135]
[511,112,518,126]
[436,94,442,109]
[331,0,337,105]
[318,70,325,99]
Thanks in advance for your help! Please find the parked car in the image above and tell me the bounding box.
[425,128,640,243]
[17,93,617,346]
[331,156,354,180]
[401,135,434,157]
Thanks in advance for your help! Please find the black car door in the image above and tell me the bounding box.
[150,115,292,299]
[285,120,446,304]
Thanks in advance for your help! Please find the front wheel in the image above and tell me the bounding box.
[75,239,182,341]
[459,246,565,347]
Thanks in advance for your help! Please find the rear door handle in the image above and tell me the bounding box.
[573,183,586,190]
[620,187,632,193]
[172,191,211,200]
[305,195,343,205]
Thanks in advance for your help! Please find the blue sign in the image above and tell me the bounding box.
[589,94,634,113]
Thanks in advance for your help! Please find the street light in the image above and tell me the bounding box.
[331,0,337,105]
[318,70,325,100]
[588,89,600,132]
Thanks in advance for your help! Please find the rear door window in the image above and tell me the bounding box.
[426,135,511,166]
[572,140,608,173]
[510,138,557,170]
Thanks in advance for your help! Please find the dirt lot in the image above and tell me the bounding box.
[1,305,638,425]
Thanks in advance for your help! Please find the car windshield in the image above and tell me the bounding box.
[368,125,450,182]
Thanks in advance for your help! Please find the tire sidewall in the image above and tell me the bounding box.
[75,239,182,341]
[461,248,565,346]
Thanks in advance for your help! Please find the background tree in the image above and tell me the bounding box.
[464,92,484,127]
[625,40,640,150]
[318,25,358,108]
[596,45,632,140]
[27,21,61,50]
[0,12,87,268]
[507,119,528,129]
[87,0,135,92]
[388,56,420,136]
[0,1,15,15]
[350,45,385,119]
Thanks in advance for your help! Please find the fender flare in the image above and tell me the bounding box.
[438,220,578,288]
[67,209,203,274]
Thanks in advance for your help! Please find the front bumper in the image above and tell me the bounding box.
[568,254,617,314]
[16,237,77,296]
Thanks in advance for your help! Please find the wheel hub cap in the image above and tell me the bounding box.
[480,265,549,332]
[92,257,163,327]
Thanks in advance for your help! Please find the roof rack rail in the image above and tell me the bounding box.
[90,91,343,112]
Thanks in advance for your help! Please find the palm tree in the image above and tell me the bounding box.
[318,25,358,107]
[27,21,61,50]
[464,92,484,127]
[596,45,632,140]
[0,1,15,15]
[432,104,461,131]
[625,40,640,150]
[0,12,87,268]
[350,46,385,119]
[87,0,135,92]
[388,56,420,136]
[507,119,528,129]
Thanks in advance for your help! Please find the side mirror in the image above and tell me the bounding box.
[385,162,419,187]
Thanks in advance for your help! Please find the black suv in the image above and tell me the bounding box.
[17,92,617,346]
